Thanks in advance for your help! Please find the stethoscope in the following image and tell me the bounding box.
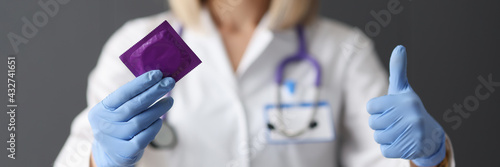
[267,25,322,137]
[150,25,322,148]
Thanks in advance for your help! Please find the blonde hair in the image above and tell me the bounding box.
[168,0,318,30]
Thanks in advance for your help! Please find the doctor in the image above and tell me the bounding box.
[55,0,455,166]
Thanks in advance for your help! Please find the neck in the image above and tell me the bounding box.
[207,0,270,32]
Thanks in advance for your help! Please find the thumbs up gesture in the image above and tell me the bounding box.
[367,46,446,166]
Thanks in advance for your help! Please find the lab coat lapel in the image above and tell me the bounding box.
[236,14,273,77]
[187,8,239,91]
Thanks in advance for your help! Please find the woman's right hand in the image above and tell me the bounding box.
[88,70,175,167]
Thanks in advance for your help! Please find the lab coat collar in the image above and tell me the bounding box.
[235,11,273,77]
[195,7,274,78]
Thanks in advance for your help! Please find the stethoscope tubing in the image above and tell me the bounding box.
[271,25,322,138]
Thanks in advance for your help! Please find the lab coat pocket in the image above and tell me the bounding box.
[263,101,335,144]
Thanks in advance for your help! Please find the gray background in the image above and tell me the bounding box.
[1,0,499,166]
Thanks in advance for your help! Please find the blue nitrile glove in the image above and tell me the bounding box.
[366,46,446,166]
[88,70,175,167]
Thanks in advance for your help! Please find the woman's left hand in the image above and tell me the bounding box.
[366,45,446,166]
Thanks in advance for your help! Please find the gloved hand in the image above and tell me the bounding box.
[366,45,446,166]
[88,70,175,167]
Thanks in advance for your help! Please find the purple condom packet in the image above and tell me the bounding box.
[119,20,202,82]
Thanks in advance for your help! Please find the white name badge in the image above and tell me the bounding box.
[263,101,335,144]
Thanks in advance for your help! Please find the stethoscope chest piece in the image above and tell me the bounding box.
[150,121,177,148]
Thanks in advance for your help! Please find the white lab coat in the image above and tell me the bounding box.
[55,8,455,167]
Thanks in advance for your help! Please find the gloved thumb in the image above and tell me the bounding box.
[388,45,411,95]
